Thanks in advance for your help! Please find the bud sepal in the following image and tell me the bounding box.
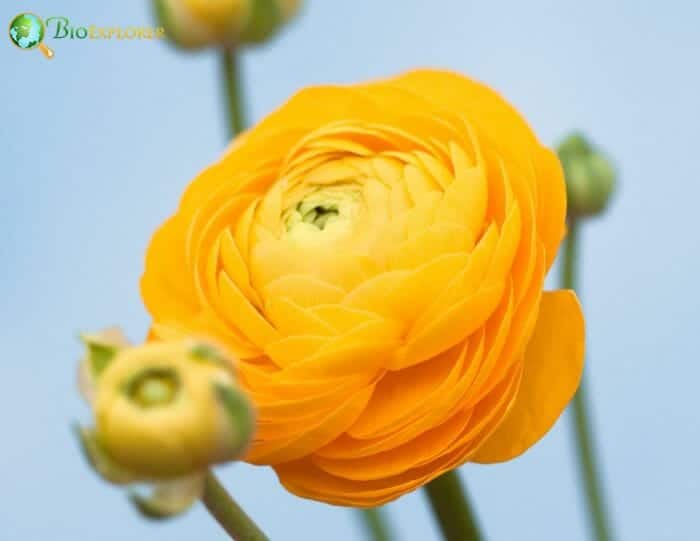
[77,327,129,404]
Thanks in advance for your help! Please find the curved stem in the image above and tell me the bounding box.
[423,470,483,541]
[562,219,614,541]
[221,49,246,138]
[358,508,394,541]
[202,472,269,541]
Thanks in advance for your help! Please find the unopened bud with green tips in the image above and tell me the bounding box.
[557,132,616,218]
[75,334,256,517]
[154,0,302,50]
[93,340,254,479]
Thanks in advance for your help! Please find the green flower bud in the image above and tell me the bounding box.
[154,0,302,49]
[557,132,616,218]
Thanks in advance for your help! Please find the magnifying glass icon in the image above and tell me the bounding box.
[9,13,54,59]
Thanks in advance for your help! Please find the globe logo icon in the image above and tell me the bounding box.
[9,13,54,58]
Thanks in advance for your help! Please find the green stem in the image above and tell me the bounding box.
[423,470,483,541]
[201,472,269,541]
[358,508,394,541]
[561,219,614,541]
[221,49,246,138]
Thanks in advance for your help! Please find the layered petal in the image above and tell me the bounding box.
[473,290,585,462]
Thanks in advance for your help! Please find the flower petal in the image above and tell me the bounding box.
[472,290,584,462]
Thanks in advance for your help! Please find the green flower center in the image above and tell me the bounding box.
[126,368,180,408]
[283,186,361,243]
[298,202,340,230]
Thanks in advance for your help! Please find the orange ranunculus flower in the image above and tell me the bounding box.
[141,69,585,507]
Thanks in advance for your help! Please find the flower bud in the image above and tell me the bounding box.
[75,334,255,517]
[557,132,616,218]
[154,0,301,49]
[93,340,254,479]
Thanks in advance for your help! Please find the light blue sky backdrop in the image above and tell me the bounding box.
[2,1,699,540]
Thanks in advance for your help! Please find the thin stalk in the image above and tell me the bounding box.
[358,508,394,541]
[562,219,614,541]
[423,470,483,541]
[204,47,265,541]
[202,472,269,541]
[221,49,246,138]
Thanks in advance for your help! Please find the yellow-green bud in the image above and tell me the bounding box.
[154,0,302,49]
[557,132,616,218]
[75,335,254,518]
[92,340,254,479]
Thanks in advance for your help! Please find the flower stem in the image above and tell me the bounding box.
[221,49,246,138]
[423,470,483,541]
[561,219,614,541]
[358,508,394,541]
[201,472,269,541]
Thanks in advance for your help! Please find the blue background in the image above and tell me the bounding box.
[2,1,699,540]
